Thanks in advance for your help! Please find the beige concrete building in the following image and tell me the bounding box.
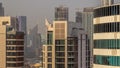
[0,16,24,68]
[42,19,81,68]
[0,16,19,30]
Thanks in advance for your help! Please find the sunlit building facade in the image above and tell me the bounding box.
[42,19,81,68]
[0,17,24,68]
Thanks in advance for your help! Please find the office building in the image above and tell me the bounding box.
[93,0,120,68]
[0,3,4,16]
[42,18,86,68]
[55,6,68,21]
[0,17,24,68]
[78,28,90,68]
[75,8,93,68]
[17,16,27,58]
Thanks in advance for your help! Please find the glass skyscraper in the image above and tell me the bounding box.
[93,2,120,68]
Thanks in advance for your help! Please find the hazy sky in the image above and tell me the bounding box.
[0,0,102,37]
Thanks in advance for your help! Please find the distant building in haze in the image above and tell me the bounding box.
[0,3,4,16]
[17,16,27,59]
[17,16,27,34]
[55,6,69,21]
[75,11,82,23]
[26,25,41,58]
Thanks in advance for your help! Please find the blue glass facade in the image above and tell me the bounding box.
[94,55,120,66]
[93,5,120,67]
[94,5,120,18]
[94,39,120,49]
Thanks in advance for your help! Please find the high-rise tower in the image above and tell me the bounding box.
[93,3,120,68]
[0,16,24,68]
[42,19,83,68]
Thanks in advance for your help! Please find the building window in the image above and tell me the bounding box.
[56,46,65,51]
[67,46,74,51]
[47,46,52,51]
[47,31,53,45]
[55,40,65,45]
[56,52,65,57]
[48,58,52,62]
[48,64,52,68]
[56,58,65,62]
[48,52,52,57]
[56,64,65,68]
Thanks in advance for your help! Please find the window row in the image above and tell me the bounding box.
[55,40,65,45]
[56,46,65,51]
[94,22,120,33]
[94,39,120,49]
[6,41,24,45]
[7,34,24,39]
[94,5,120,17]
[7,52,24,56]
[56,58,65,62]
[7,47,24,50]
[67,37,78,45]
[94,55,120,66]
[7,63,24,67]
[7,57,24,61]
[56,52,65,57]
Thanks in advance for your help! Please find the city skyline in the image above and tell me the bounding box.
[1,0,120,68]
[0,0,101,37]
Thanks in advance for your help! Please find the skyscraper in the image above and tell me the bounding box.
[78,28,89,68]
[55,6,68,21]
[42,19,81,68]
[17,16,27,58]
[0,17,24,68]
[74,7,93,68]
[93,1,120,68]
[0,3,4,16]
